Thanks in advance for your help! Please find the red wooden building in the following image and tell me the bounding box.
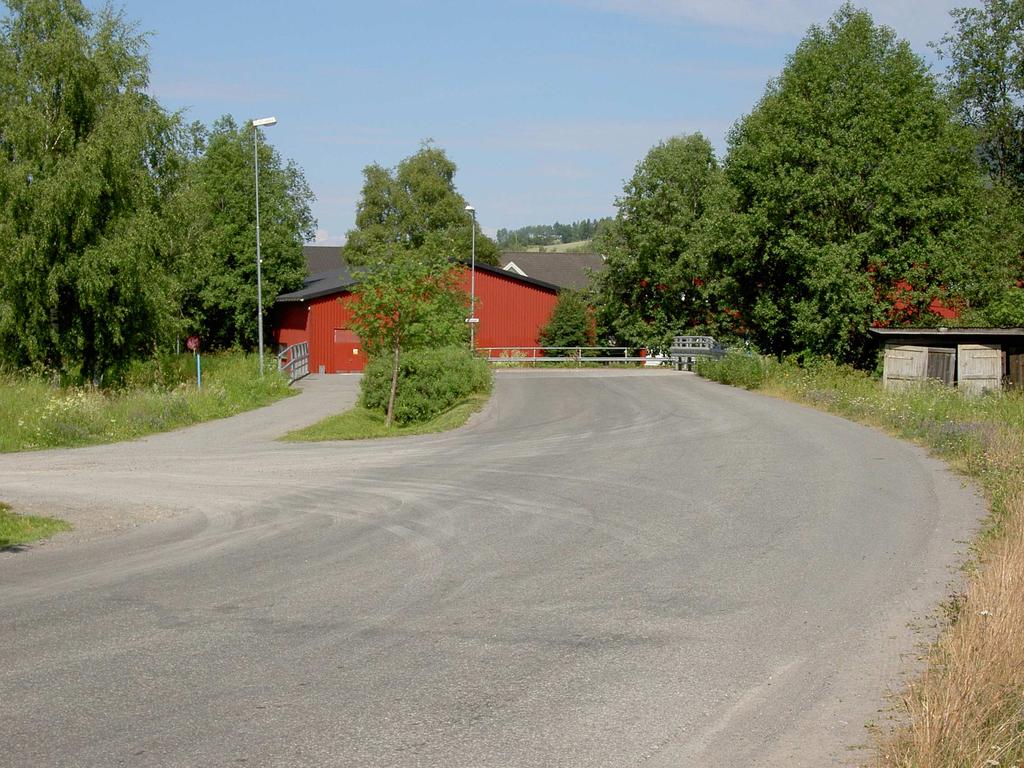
[273,261,560,373]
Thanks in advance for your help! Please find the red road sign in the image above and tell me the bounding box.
[186,336,200,352]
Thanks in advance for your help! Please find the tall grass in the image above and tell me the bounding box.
[698,355,1024,766]
[0,352,294,452]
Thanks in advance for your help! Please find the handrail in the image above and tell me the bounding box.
[277,341,310,384]
[475,346,648,366]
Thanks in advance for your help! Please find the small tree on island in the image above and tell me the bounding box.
[347,249,467,427]
[539,291,596,351]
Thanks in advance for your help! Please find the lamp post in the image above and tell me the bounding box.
[465,204,477,350]
[252,115,277,375]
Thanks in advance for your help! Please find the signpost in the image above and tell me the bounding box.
[187,336,201,389]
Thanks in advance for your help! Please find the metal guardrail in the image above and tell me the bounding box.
[476,347,649,365]
[670,335,724,355]
[277,341,310,384]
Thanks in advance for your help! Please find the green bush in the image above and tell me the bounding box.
[695,351,771,389]
[361,347,492,425]
[539,290,595,350]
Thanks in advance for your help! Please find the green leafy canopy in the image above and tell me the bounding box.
[344,142,499,268]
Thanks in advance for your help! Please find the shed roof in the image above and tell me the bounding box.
[868,327,1024,345]
[498,251,605,290]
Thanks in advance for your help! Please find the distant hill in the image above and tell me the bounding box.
[496,218,611,250]
[514,240,595,253]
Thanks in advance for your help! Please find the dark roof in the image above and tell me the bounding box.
[868,327,1024,345]
[277,260,360,302]
[471,262,560,293]
[498,251,605,290]
[277,258,558,304]
[302,245,345,276]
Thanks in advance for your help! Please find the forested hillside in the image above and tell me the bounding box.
[496,218,611,249]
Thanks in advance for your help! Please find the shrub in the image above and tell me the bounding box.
[539,290,595,350]
[361,347,492,425]
[695,351,771,389]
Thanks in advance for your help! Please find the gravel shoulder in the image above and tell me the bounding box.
[0,374,362,542]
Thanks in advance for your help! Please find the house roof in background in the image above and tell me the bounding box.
[497,251,605,290]
[302,245,346,275]
[471,262,560,293]
[278,251,560,304]
[277,259,361,303]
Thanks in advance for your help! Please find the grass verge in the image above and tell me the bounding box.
[0,502,71,548]
[282,394,489,442]
[0,352,295,452]
[697,354,1024,766]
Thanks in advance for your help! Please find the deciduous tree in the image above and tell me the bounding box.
[344,142,499,268]
[347,249,466,427]
[937,0,1024,188]
[705,5,987,363]
[539,290,595,349]
[169,116,315,349]
[594,134,721,350]
[0,0,182,381]
[936,0,1024,325]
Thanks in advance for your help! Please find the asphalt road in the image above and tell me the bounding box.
[0,370,983,767]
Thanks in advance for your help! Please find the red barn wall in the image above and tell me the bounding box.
[274,294,366,373]
[273,267,558,372]
[458,267,558,351]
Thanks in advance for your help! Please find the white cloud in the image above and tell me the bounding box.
[474,117,733,155]
[312,229,345,246]
[564,0,978,49]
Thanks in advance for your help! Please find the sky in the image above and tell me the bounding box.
[118,0,977,244]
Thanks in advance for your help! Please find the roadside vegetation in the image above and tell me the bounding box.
[697,354,1024,766]
[0,501,71,548]
[286,347,492,441]
[0,352,293,452]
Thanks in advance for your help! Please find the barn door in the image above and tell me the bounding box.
[883,345,927,389]
[331,329,364,372]
[957,344,1002,395]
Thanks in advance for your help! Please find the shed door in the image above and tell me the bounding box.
[1009,353,1024,389]
[331,329,364,373]
[883,345,927,389]
[957,344,1002,395]
[925,347,956,385]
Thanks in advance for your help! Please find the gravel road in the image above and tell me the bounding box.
[0,370,983,767]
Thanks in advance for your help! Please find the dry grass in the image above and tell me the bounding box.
[877,460,1024,768]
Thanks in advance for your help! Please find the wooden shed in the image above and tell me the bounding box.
[869,327,1024,393]
[272,261,560,373]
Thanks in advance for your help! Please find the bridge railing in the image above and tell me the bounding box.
[475,347,649,365]
[277,341,310,383]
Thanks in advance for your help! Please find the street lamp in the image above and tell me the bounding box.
[252,115,277,375]
[465,204,477,350]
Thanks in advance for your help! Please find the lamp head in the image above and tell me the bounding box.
[465,204,475,214]
[252,117,278,127]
